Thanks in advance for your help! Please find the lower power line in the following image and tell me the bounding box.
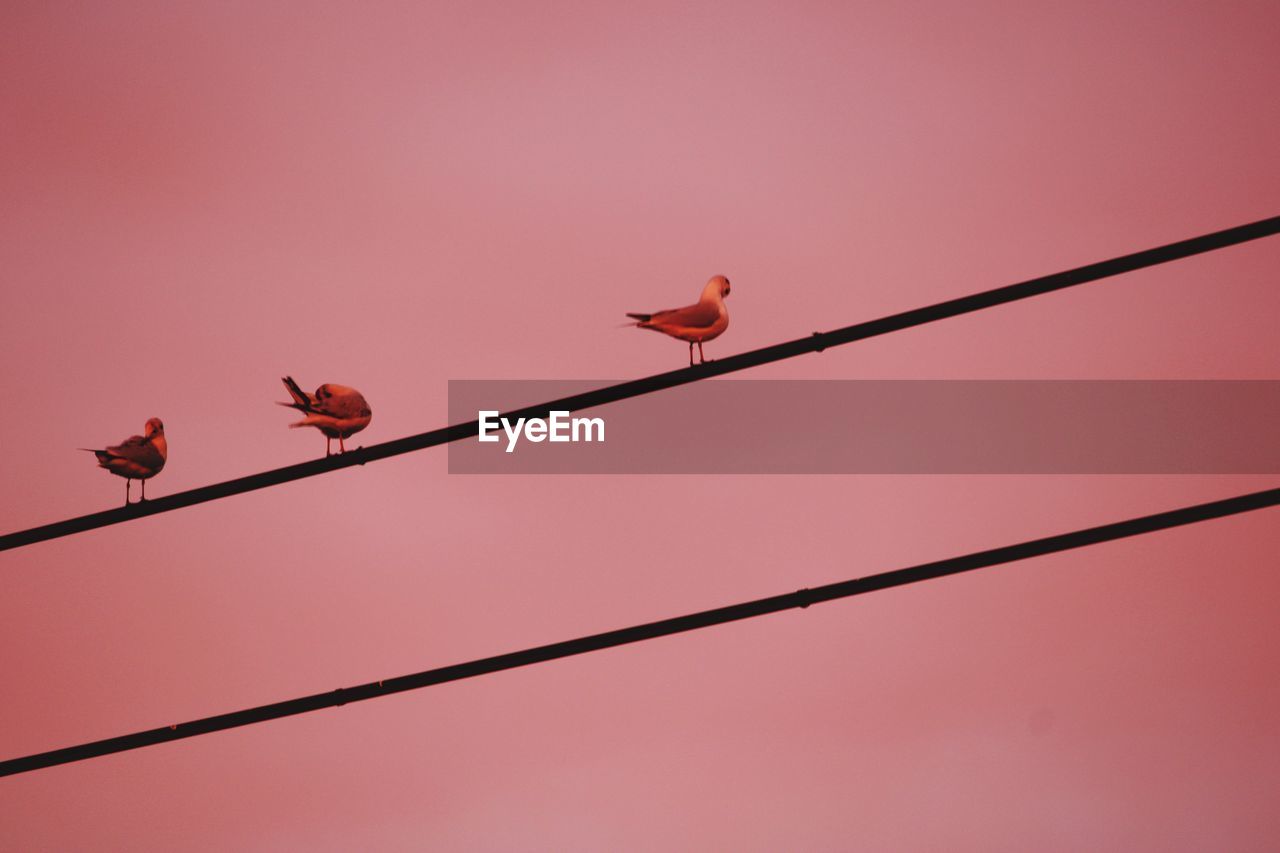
[2,485,1276,777]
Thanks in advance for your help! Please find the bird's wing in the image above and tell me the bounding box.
[104,435,164,469]
[646,301,720,329]
[280,376,317,411]
[312,386,371,419]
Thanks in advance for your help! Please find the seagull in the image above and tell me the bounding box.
[278,376,372,456]
[626,275,731,365]
[81,418,167,505]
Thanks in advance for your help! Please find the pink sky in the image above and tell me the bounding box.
[2,1,1278,849]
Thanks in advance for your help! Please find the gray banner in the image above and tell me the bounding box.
[447,380,1280,474]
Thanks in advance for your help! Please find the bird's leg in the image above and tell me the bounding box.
[688,342,695,366]
[125,479,131,505]
[326,437,332,457]
[697,341,706,363]
[339,435,346,454]
[141,479,147,501]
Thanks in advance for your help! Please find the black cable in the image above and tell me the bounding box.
[3,215,1277,553]
[3,485,1275,776]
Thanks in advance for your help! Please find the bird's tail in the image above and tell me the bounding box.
[288,414,330,429]
[78,448,111,465]
[625,312,652,322]
[279,375,311,411]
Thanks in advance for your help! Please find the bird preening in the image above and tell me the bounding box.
[81,418,167,505]
[627,275,731,366]
[278,376,373,456]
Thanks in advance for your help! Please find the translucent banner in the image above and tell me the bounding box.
[447,380,1280,474]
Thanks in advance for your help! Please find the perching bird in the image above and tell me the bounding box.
[626,275,731,366]
[81,418,167,505]
[278,376,372,456]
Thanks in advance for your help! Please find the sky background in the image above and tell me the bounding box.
[2,1,1278,849]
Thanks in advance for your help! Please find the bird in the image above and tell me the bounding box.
[278,376,372,456]
[626,275,731,366]
[81,418,167,505]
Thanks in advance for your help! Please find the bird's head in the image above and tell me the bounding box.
[145,418,164,438]
[704,275,731,301]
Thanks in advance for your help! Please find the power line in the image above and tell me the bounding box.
[3,215,1278,554]
[2,485,1276,777]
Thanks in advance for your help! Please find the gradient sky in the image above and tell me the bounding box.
[2,1,1278,850]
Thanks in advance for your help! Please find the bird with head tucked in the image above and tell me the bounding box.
[81,417,167,505]
[278,376,372,456]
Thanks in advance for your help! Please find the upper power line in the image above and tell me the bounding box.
[3,214,1277,553]
[2,485,1275,776]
